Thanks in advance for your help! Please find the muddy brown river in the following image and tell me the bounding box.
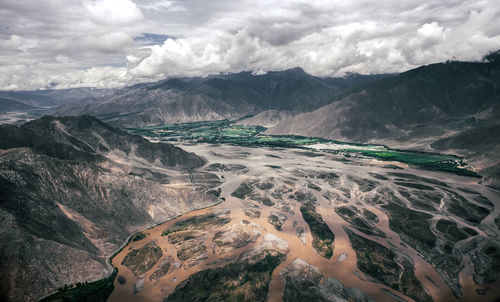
[108,143,500,302]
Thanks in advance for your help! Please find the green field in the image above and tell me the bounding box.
[128,120,480,177]
[128,120,324,147]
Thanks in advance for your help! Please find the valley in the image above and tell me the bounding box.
[0,58,499,302]
[102,134,500,302]
[3,1,500,301]
[128,120,478,177]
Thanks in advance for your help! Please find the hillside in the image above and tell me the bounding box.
[0,116,220,301]
[268,60,500,189]
[0,97,39,112]
[54,68,388,127]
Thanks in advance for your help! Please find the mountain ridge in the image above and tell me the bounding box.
[0,116,220,301]
[52,68,390,127]
[267,60,500,189]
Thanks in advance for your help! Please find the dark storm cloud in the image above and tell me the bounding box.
[1,0,499,90]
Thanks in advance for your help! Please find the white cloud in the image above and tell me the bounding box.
[1,0,500,90]
[418,22,446,42]
[1,35,39,53]
[127,38,227,78]
[139,0,186,12]
[86,31,133,53]
[84,0,143,25]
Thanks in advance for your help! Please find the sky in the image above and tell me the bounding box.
[1,0,500,90]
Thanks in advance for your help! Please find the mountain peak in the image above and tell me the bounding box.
[286,66,306,73]
[280,67,307,75]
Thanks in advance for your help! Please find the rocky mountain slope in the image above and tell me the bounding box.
[268,58,500,189]
[54,69,388,127]
[0,116,220,302]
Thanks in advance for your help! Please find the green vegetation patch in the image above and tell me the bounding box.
[382,202,436,250]
[495,215,500,231]
[300,203,334,259]
[345,228,400,285]
[445,192,490,225]
[167,231,204,244]
[176,239,207,262]
[346,149,479,177]
[435,219,470,242]
[213,227,255,252]
[162,211,231,236]
[265,164,281,169]
[471,242,500,284]
[335,206,384,237]
[395,182,434,191]
[121,241,163,276]
[307,182,322,192]
[131,232,146,242]
[345,228,432,302]
[128,119,325,148]
[150,257,174,282]
[399,259,433,302]
[231,181,254,200]
[291,190,317,203]
[362,209,379,223]
[347,175,379,192]
[164,250,286,302]
[267,212,288,231]
[41,269,117,302]
[129,120,479,177]
[399,190,438,212]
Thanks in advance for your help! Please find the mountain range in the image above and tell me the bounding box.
[0,116,220,301]
[267,59,500,189]
[50,68,389,127]
[1,57,499,190]
[0,52,500,302]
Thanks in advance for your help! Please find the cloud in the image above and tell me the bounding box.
[139,0,186,12]
[127,37,226,78]
[1,35,39,53]
[84,0,143,25]
[1,0,500,90]
[86,31,133,53]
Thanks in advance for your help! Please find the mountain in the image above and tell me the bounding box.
[0,116,220,302]
[0,97,39,112]
[54,68,389,127]
[0,88,114,108]
[2,115,205,168]
[268,59,500,189]
[235,110,296,127]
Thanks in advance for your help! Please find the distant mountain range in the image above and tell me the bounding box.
[1,54,500,301]
[267,59,500,189]
[0,116,219,301]
[0,68,389,127]
[0,88,114,108]
[1,57,499,189]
